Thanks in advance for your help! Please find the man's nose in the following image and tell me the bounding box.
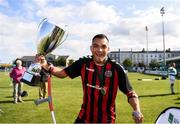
[98,47,103,52]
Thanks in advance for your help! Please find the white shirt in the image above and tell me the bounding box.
[168,67,177,81]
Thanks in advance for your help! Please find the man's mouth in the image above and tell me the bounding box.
[95,53,104,57]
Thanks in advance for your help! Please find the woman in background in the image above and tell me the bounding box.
[9,58,26,104]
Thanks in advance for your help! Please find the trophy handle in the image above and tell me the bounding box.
[38,18,48,31]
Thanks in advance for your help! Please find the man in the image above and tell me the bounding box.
[41,34,143,123]
[29,54,48,98]
[34,54,49,99]
[168,63,177,94]
[39,56,49,99]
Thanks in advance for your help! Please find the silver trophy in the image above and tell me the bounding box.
[36,18,67,55]
[21,18,67,86]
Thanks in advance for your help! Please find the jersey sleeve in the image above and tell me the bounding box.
[116,64,133,94]
[64,58,83,79]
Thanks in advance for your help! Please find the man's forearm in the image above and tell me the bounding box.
[51,67,67,78]
[129,97,143,123]
[129,97,141,111]
[41,61,67,78]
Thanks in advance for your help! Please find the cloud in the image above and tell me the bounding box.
[32,0,50,8]
[0,12,37,63]
[1,0,180,63]
[80,1,119,24]
[0,0,9,8]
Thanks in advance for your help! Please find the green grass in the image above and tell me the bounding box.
[0,72,180,123]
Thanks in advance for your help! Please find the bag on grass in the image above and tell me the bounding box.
[21,90,28,97]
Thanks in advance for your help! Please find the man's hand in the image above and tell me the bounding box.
[132,111,143,123]
[35,54,49,71]
[128,92,143,123]
[35,54,67,78]
[40,59,52,72]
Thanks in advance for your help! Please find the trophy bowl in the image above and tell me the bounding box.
[37,18,67,55]
[21,18,67,86]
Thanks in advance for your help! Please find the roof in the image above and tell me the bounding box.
[21,56,35,61]
[21,55,69,62]
[165,56,180,62]
[110,50,180,54]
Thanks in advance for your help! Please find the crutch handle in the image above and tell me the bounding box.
[34,96,51,105]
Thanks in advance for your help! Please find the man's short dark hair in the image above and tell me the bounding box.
[92,34,109,43]
[36,53,45,56]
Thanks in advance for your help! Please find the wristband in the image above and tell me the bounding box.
[127,91,138,102]
[132,111,141,118]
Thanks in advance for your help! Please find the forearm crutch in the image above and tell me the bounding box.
[34,76,56,124]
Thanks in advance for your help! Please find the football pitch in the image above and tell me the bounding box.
[0,72,180,123]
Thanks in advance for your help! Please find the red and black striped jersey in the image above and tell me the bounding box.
[64,56,134,123]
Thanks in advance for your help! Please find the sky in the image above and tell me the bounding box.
[0,0,180,63]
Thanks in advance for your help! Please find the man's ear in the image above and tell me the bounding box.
[107,46,110,52]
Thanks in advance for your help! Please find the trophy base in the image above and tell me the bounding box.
[21,71,41,86]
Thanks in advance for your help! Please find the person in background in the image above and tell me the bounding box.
[39,55,49,99]
[168,63,177,94]
[9,58,26,104]
[28,54,49,99]
[39,34,143,123]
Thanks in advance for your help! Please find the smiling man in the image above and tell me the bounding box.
[40,34,143,123]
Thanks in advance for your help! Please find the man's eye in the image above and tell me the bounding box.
[102,45,107,49]
[93,45,98,48]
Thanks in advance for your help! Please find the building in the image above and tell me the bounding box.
[21,54,69,68]
[109,49,180,66]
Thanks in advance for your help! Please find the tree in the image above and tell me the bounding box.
[55,57,66,66]
[138,62,145,67]
[166,48,171,52]
[149,59,160,70]
[123,58,132,70]
[142,48,145,52]
[68,59,74,66]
